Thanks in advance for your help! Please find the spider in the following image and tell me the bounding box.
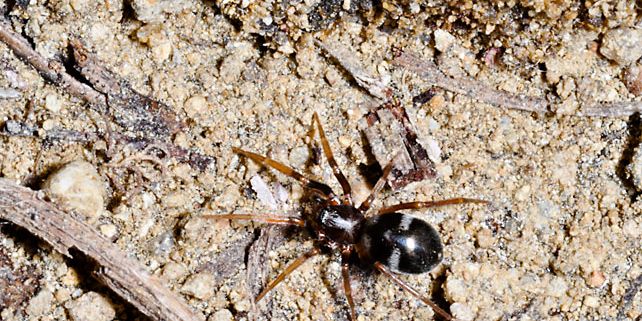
[205,113,487,320]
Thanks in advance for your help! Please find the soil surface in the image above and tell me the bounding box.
[0,1,641,321]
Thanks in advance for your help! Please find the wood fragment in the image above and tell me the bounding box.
[1,120,215,171]
[393,51,549,113]
[70,40,185,138]
[0,19,106,107]
[617,273,642,321]
[0,246,41,312]
[0,178,205,321]
[359,103,436,189]
[0,20,185,139]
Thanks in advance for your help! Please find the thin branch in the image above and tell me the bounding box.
[395,50,642,117]
[1,120,215,171]
[393,51,549,113]
[0,19,185,138]
[70,39,185,137]
[0,178,205,321]
[0,19,107,107]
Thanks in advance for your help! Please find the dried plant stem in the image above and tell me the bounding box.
[395,50,642,117]
[394,51,548,113]
[1,120,214,171]
[577,101,642,117]
[0,19,107,107]
[0,178,205,321]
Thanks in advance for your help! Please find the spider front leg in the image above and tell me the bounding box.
[312,112,353,204]
[202,213,305,227]
[233,147,337,200]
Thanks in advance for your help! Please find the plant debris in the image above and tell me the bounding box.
[360,102,436,190]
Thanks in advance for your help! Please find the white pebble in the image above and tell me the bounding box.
[251,175,277,209]
[600,27,642,66]
[209,309,234,321]
[65,292,115,321]
[434,29,457,53]
[450,302,474,321]
[181,273,215,300]
[45,94,62,113]
[43,160,106,220]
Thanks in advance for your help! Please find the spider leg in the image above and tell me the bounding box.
[312,112,353,204]
[358,155,396,213]
[201,213,306,227]
[374,262,453,321]
[256,247,322,302]
[341,248,357,321]
[234,147,335,198]
[378,198,488,215]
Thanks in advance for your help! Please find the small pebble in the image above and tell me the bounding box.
[65,292,115,321]
[428,95,446,110]
[624,64,642,96]
[450,302,474,321]
[45,93,62,113]
[434,29,456,52]
[26,289,53,317]
[600,27,642,66]
[161,261,188,281]
[181,273,215,300]
[209,309,234,321]
[583,295,600,308]
[184,95,209,119]
[444,278,467,301]
[130,0,192,22]
[43,160,106,220]
[587,271,607,288]
[98,223,118,239]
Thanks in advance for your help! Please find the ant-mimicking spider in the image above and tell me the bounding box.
[204,113,487,320]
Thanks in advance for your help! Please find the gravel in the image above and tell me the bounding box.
[0,1,640,321]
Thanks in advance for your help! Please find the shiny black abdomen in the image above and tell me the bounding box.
[359,212,443,274]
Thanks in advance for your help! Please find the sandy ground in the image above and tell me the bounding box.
[0,1,641,321]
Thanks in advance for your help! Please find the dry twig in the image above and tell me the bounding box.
[395,50,642,117]
[393,51,549,113]
[0,19,106,106]
[0,19,185,139]
[1,120,215,171]
[70,40,185,137]
[0,178,205,321]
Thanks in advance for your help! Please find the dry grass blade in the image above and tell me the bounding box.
[316,39,392,100]
[577,101,642,117]
[394,51,549,113]
[0,178,205,321]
